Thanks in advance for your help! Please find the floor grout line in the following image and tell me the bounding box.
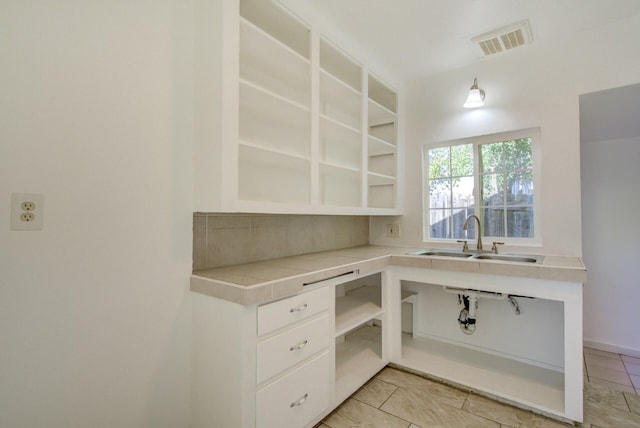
[583,348,640,390]
[376,383,399,409]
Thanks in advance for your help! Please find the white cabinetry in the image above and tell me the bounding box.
[192,271,391,428]
[256,352,332,428]
[255,287,333,428]
[194,0,402,214]
[192,285,335,428]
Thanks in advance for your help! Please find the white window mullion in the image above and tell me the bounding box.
[472,143,481,240]
[502,143,508,238]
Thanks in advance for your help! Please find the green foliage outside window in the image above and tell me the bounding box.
[426,136,534,240]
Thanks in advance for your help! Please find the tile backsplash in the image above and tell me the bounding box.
[193,214,369,271]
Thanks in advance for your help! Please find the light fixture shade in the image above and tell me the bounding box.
[463,78,485,108]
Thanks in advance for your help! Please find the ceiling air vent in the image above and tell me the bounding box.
[472,20,533,57]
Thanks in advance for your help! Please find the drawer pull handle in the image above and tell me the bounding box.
[289,340,308,352]
[289,303,308,313]
[290,393,308,408]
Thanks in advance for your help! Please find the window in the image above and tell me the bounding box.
[423,128,540,244]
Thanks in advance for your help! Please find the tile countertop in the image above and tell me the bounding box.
[190,245,587,306]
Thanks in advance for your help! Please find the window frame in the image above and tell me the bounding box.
[422,127,542,246]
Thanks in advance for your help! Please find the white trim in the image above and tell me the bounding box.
[583,339,640,359]
[422,127,542,245]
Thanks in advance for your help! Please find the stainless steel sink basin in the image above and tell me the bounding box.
[407,249,544,264]
[473,254,544,264]
[407,249,472,258]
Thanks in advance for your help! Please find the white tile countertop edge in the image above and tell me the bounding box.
[191,245,587,305]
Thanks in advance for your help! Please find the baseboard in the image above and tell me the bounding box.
[583,339,640,358]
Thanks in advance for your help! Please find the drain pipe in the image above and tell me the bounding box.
[457,292,478,335]
[443,286,525,335]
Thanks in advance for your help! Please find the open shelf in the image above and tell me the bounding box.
[238,144,310,204]
[368,99,396,126]
[368,172,396,186]
[320,164,361,207]
[368,183,395,209]
[335,285,383,337]
[368,153,395,177]
[320,71,362,130]
[369,122,396,146]
[335,324,384,403]
[320,37,361,92]
[402,290,418,303]
[366,73,398,211]
[320,116,361,170]
[368,134,396,156]
[239,80,310,158]
[400,334,565,416]
[319,161,360,175]
[239,140,308,162]
[240,0,310,59]
[368,74,397,113]
[240,19,310,106]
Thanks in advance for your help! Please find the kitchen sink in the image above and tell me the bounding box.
[473,254,543,264]
[407,249,473,258]
[407,249,544,264]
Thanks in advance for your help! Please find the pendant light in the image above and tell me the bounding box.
[463,78,485,108]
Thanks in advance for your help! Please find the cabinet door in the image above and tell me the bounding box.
[256,351,331,428]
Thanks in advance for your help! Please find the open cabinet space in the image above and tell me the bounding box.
[398,281,567,415]
[400,334,565,415]
[385,269,583,423]
[335,324,383,403]
[334,273,387,404]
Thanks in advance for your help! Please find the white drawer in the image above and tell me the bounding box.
[257,286,331,336]
[257,314,331,384]
[256,351,331,428]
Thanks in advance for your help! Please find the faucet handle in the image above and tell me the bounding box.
[456,240,469,252]
[491,242,505,254]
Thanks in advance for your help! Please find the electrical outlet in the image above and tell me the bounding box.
[11,193,44,230]
[20,212,35,222]
[21,201,36,211]
[386,223,400,238]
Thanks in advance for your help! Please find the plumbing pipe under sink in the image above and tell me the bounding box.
[442,286,523,334]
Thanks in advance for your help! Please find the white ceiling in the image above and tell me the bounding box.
[280,0,640,82]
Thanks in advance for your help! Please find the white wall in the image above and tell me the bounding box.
[581,136,640,356]
[371,13,640,256]
[0,1,193,427]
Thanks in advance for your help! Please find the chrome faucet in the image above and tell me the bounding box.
[463,214,483,251]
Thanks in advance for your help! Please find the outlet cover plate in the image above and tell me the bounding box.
[386,223,400,238]
[11,193,44,230]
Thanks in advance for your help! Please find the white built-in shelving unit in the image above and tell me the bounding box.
[367,75,398,209]
[238,0,312,205]
[319,38,363,208]
[194,0,402,214]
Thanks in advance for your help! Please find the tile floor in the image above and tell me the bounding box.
[583,347,640,394]
[318,347,640,428]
